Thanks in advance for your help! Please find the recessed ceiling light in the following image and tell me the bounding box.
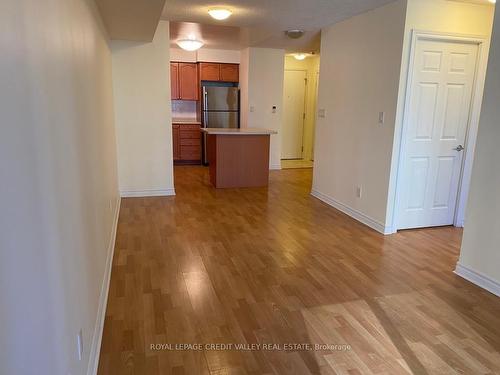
[208,8,232,20]
[488,0,496,3]
[177,36,204,51]
[294,53,308,61]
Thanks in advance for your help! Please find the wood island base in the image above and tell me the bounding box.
[204,129,276,188]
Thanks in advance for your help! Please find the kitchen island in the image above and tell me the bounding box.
[201,128,277,188]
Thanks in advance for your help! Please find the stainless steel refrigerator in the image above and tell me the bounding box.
[202,85,240,164]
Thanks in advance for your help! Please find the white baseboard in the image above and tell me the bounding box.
[87,196,121,375]
[310,189,391,235]
[120,188,176,197]
[454,263,500,297]
[270,163,282,170]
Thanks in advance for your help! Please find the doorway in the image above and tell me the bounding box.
[281,54,320,169]
[395,32,488,230]
[282,70,307,160]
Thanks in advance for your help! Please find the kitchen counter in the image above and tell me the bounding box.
[201,128,276,135]
[172,119,201,125]
[204,128,277,188]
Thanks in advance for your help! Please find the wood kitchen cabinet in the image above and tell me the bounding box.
[170,62,198,100]
[179,63,199,100]
[172,123,201,164]
[220,64,239,82]
[172,124,180,161]
[170,63,179,100]
[199,63,221,81]
[199,63,239,82]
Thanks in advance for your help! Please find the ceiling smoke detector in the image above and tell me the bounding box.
[285,29,305,39]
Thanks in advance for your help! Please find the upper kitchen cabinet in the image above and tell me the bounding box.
[220,64,239,82]
[179,63,199,100]
[199,63,220,81]
[170,63,179,99]
[170,62,199,100]
[199,63,239,83]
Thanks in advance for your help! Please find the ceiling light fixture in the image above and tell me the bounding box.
[285,29,305,39]
[294,53,308,61]
[177,35,204,51]
[208,8,232,20]
[488,0,496,3]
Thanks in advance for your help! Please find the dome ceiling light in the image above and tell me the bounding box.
[177,35,204,51]
[285,29,305,39]
[294,53,308,61]
[208,8,233,20]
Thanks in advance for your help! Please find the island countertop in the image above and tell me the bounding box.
[201,128,277,135]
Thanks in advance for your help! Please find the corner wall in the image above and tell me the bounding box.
[457,4,500,296]
[312,0,407,233]
[240,47,285,170]
[0,0,119,373]
[111,21,175,197]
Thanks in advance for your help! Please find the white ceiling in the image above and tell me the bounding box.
[163,0,398,52]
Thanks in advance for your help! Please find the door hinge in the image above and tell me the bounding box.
[303,113,306,120]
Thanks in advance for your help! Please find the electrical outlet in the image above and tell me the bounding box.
[356,186,362,198]
[378,111,385,125]
[77,329,83,361]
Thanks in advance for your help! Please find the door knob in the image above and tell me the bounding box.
[454,145,465,152]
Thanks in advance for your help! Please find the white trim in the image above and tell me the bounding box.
[455,263,500,297]
[270,163,282,170]
[120,188,176,197]
[391,30,490,232]
[311,189,391,234]
[87,196,121,375]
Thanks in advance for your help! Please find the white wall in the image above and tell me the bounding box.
[457,4,500,295]
[240,47,285,169]
[312,0,407,233]
[239,48,250,131]
[170,47,241,63]
[197,48,241,63]
[386,0,495,231]
[111,21,175,197]
[0,0,119,374]
[284,55,320,161]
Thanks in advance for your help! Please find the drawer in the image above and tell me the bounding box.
[178,124,200,130]
[180,130,201,139]
[180,138,201,146]
[180,145,201,160]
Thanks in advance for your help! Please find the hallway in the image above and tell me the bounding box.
[98,167,500,374]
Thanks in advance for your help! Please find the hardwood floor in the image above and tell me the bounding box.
[281,159,314,169]
[98,166,500,375]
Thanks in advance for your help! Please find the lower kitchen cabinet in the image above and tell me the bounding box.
[172,123,201,164]
[172,125,180,161]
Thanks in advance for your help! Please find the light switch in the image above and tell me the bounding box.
[272,106,277,114]
[250,106,255,113]
[378,111,385,125]
[318,109,326,118]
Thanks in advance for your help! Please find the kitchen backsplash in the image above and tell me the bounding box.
[172,100,197,119]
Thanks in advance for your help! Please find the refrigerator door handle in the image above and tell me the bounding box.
[203,88,208,127]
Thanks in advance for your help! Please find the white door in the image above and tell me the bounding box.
[398,38,478,230]
[282,70,307,159]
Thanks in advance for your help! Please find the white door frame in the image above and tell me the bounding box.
[392,30,490,232]
[283,69,308,159]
